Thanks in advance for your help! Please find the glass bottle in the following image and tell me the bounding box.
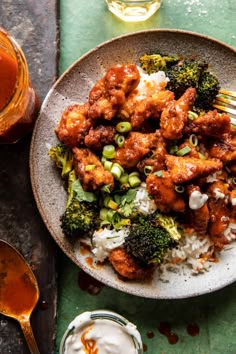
[0,27,40,144]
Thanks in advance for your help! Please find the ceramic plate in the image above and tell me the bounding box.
[30,29,236,299]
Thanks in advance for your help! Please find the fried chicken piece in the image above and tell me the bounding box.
[146,171,185,213]
[73,147,114,191]
[130,90,175,129]
[186,185,210,235]
[55,103,91,148]
[88,64,140,121]
[165,155,222,184]
[137,130,167,173]
[84,125,115,151]
[160,87,196,140]
[207,130,236,163]
[207,181,231,248]
[109,247,154,280]
[177,139,200,159]
[114,131,158,169]
[185,110,231,137]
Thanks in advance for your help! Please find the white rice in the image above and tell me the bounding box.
[135,69,169,100]
[133,183,158,216]
[91,227,129,262]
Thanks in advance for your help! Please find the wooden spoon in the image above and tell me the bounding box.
[0,239,40,353]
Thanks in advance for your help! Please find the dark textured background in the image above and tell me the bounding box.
[0,1,59,353]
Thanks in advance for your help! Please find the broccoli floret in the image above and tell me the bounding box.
[124,221,176,265]
[166,60,206,98]
[61,198,98,238]
[154,213,182,241]
[139,53,180,74]
[48,144,73,178]
[195,71,220,110]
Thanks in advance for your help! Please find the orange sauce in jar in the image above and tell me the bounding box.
[0,27,40,144]
[0,47,18,110]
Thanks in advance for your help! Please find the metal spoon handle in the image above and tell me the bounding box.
[20,318,40,354]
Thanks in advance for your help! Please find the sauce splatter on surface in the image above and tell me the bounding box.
[187,322,200,336]
[78,270,105,295]
[147,331,155,338]
[143,343,148,352]
[158,321,179,345]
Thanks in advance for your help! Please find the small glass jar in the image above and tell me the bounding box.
[0,27,40,144]
[60,310,143,354]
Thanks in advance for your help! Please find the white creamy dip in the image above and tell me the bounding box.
[189,190,208,210]
[63,311,142,354]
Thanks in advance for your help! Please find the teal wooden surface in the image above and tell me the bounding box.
[57,1,236,353]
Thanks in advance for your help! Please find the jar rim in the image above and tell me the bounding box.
[60,309,143,354]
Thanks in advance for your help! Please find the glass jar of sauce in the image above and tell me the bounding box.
[0,27,40,144]
[60,310,143,354]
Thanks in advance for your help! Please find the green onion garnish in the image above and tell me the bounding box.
[175,185,185,193]
[189,134,198,147]
[153,170,163,177]
[128,172,141,188]
[116,121,132,133]
[120,173,129,185]
[115,134,125,147]
[187,111,198,120]
[103,160,113,171]
[144,165,153,176]
[169,145,178,155]
[232,177,236,185]
[85,164,95,171]
[176,146,191,156]
[111,163,124,180]
[102,145,115,159]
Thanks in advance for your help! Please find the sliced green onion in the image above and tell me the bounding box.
[198,152,206,160]
[99,207,109,220]
[101,184,112,193]
[116,121,132,133]
[85,164,95,171]
[187,111,198,120]
[189,134,198,147]
[107,209,116,223]
[128,173,141,188]
[153,170,163,177]
[232,177,236,185]
[104,196,118,210]
[169,145,178,155]
[120,173,129,185]
[115,134,125,147]
[111,163,124,180]
[144,165,153,176]
[176,146,191,156]
[175,185,185,193]
[102,145,115,159]
[129,171,140,178]
[104,160,113,171]
[101,156,107,164]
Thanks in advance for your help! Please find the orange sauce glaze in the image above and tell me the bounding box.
[0,47,18,110]
[0,247,38,316]
[81,325,99,354]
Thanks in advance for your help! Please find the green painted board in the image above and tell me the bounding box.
[57,0,236,353]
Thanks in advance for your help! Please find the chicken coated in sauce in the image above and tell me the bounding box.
[73,147,114,191]
[84,125,115,151]
[109,247,154,280]
[146,171,185,213]
[88,64,140,121]
[160,87,196,140]
[165,155,223,184]
[114,131,159,169]
[56,103,91,148]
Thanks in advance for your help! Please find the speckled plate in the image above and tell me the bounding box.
[30,29,236,299]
